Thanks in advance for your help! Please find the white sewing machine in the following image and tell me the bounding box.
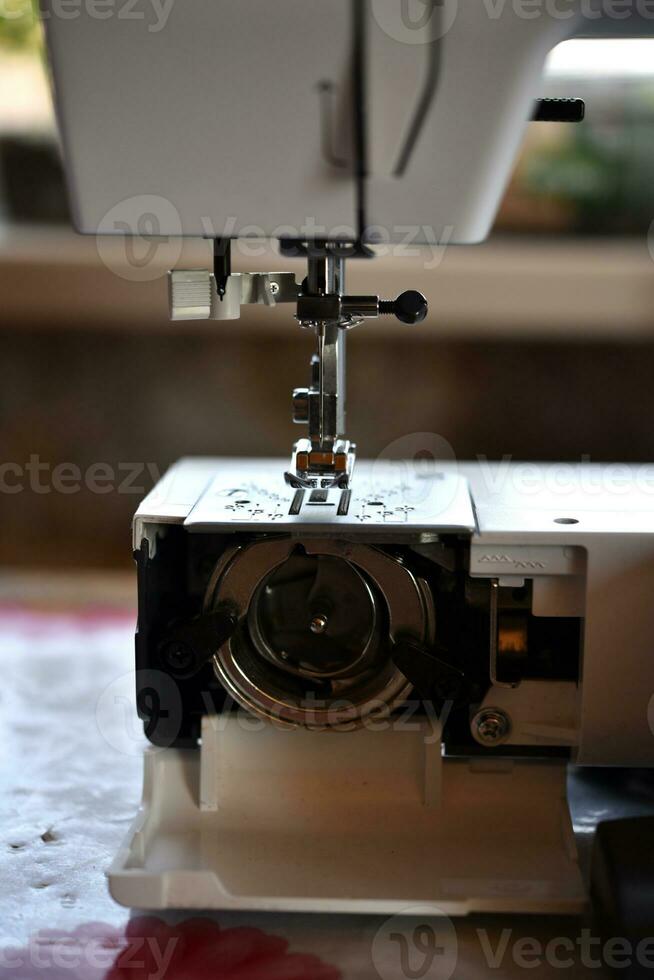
[43,0,654,923]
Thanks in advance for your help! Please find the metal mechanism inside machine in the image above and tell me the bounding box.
[169,240,428,490]
[136,479,583,753]
[203,536,434,729]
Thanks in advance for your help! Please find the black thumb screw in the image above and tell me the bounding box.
[379,290,428,325]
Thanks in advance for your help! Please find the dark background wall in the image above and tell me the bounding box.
[2,326,653,568]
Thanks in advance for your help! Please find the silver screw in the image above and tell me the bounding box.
[472,708,511,747]
[269,281,280,295]
[310,614,328,635]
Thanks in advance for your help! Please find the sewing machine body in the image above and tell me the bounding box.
[43,0,650,244]
[41,0,654,920]
[106,458,654,912]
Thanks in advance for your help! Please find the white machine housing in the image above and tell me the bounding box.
[43,0,653,244]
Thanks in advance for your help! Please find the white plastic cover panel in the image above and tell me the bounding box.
[109,718,584,914]
[44,0,357,236]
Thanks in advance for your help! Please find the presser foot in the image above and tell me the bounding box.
[284,438,356,490]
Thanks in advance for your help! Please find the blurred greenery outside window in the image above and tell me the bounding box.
[1,10,654,234]
[0,0,68,222]
[499,72,654,235]
[0,0,40,49]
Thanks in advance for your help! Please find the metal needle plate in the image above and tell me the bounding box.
[183,458,475,538]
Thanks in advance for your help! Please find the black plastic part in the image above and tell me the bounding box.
[532,98,585,123]
[591,816,654,949]
[134,528,240,748]
[157,608,238,679]
[392,636,466,708]
[380,290,429,325]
